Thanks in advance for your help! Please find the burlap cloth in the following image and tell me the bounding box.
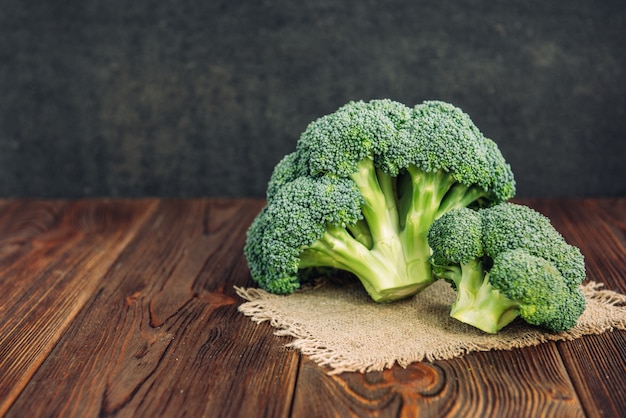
[236,278,626,375]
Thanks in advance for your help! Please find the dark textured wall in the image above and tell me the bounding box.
[1,1,624,198]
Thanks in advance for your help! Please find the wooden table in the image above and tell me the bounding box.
[0,198,624,417]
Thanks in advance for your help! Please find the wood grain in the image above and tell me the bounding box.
[6,199,299,418]
[292,344,584,417]
[0,199,157,415]
[559,332,626,418]
[0,198,624,417]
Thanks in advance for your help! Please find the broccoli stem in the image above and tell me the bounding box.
[350,158,401,243]
[346,219,373,248]
[300,224,431,303]
[449,259,520,333]
[343,158,437,300]
[397,167,455,280]
[437,183,490,216]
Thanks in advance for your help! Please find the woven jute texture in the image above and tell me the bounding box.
[236,278,626,375]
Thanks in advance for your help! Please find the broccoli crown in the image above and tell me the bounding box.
[490,249,587,331]
[392,102,489,182]
[265,152,307,201]
[245,175,363,294]
[297,99,515,201]
[245,99,516,301]
[480,203,586,288]
[297,100,400,177]
[427,203,587,332]
[427,206,483,266]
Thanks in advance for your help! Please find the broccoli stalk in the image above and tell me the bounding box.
[245,99,516,302]
[261,158,434,302]
[434,260,520,333]
[345,158,434,300]
[301,224,424,301]
[427,204,587,333]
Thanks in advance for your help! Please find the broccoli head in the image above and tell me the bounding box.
[427,203,586,333]
[245,99,516,302]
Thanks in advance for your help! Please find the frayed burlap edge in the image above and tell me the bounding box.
[235,280,626,375]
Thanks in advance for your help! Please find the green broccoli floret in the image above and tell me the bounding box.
[245,99,516,302]
[427,203,586,333]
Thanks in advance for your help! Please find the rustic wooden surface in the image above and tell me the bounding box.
[0,197,624,418]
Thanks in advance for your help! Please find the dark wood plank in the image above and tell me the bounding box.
[0,199,69,271]
[1,198,624,417]
[292,343,585,417]
[559,332,626,418]
[7,199,298,418]
[518,198,626,418]
[0,199,156,415]
[438,346,585,418]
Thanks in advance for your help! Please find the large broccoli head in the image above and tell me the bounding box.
[245,99,516,302]
[427,203,586,333]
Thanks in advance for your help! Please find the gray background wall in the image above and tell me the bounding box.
[1,0,624,198]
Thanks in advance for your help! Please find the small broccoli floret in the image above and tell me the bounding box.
[265,152,308,201]
[490,249,587,331]
[245,99,516,302]
[245,175,363,294]
[427,203,587,333]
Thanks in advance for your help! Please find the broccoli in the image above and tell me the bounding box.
[245,99,516,302]
[427,203,587,333]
